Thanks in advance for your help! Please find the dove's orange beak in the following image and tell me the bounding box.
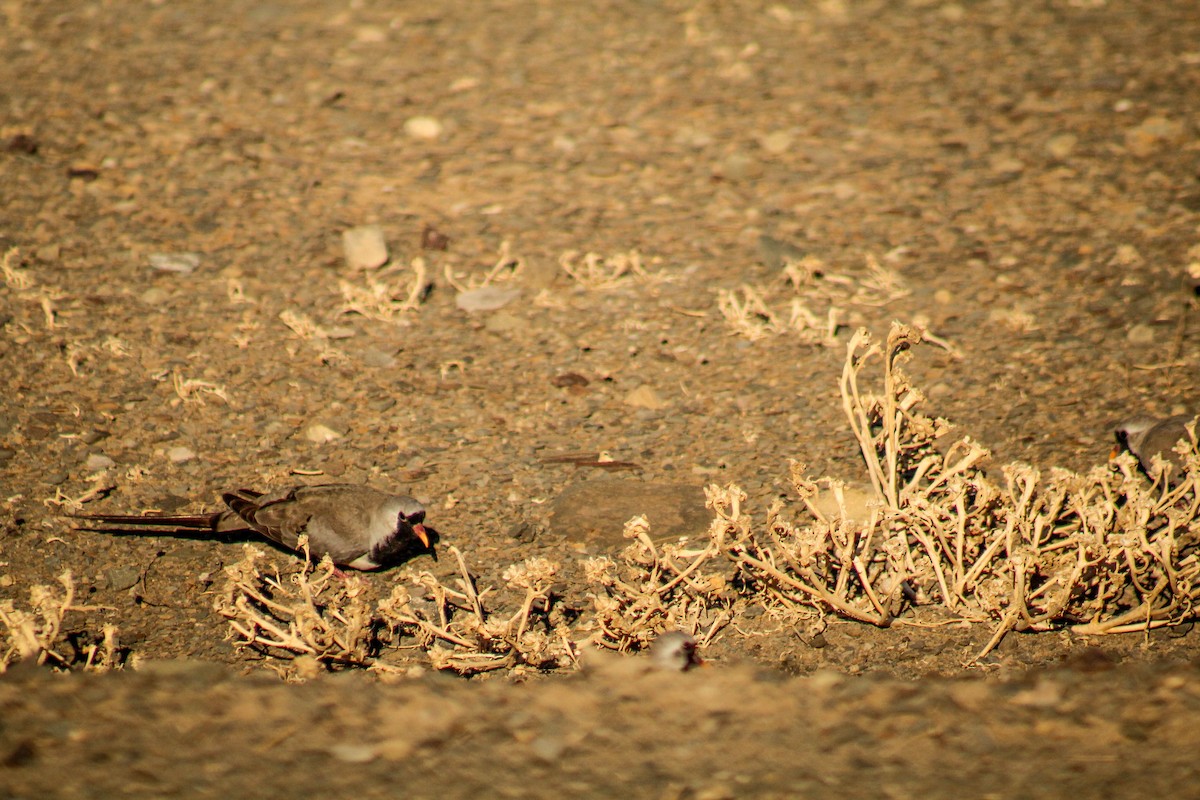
[413,523,430,549]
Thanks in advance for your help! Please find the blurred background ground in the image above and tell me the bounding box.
[2,0,1200,795]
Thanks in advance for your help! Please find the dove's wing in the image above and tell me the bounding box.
[223,484,394,565]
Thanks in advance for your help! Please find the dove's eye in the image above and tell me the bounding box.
[406,510,425,525]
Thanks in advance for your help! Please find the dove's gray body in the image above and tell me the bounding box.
[1114,415,1197,476]
[1113,417,1190,472]
[75,484,429,570]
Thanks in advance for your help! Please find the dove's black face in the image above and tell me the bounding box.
[395,506,429,551]
[1112,419,1154,461]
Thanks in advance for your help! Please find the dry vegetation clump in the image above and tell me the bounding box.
[338,255,432,322]
[702,323,1200,660]
[214,321,1200,676]
[213,545,380,673]
[558,249,654,290]
[717,253,906,345]
[442,240,523,292]
[573,322,1200,664]
[214,540,576,679]
[0,571,124,673]
[1,245,65,330]
[581,506,740,653]
[381,549,577,676]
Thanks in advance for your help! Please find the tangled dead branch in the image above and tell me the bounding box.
[0,571,123,673]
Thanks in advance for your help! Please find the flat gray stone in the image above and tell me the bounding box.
[85,453,116,472]
[456,285,520,312]
[105,566,142,591]
[549,479,711,549]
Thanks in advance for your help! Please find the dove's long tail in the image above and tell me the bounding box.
[71,513,223,530]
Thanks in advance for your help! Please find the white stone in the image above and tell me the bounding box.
[404,116,443,140]
[305,424,342,444]
[148,252,200,274]
[342,225,388,270]
[624,385,670,410]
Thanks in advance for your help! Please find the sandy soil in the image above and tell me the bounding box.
[3,0,1200,795]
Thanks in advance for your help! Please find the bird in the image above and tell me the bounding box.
[71,484,431,570]
[649,630,705,672]
[1112,415,1197,477]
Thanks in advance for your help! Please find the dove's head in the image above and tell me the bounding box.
[388,496,429,549]
[650,631,704,672]
[1112,417,1161,460]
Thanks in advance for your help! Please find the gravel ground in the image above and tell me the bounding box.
[3,0,1200,795]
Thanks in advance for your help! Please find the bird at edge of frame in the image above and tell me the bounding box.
[649,631,707,672]
[1111,414,1199,479]
[69,484,434,570]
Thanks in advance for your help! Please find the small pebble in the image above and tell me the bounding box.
[140,287,170,305]
[1124,116,1183,157]
[989,156,1025,176]
[404,116,443,140]
[758,130,793,155]
[354,25,387,43]
[529,735,566,762]
[1009,679,1065,709]
[1126,323,1155,344]
[807,669,844,693]
[148,252,201,274]
[329,744,379,764]
[1045,133,1077,159]
[360,348,398,369]
[717,151,760,181]
[551,373,589,388]
[167,446,196,464]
